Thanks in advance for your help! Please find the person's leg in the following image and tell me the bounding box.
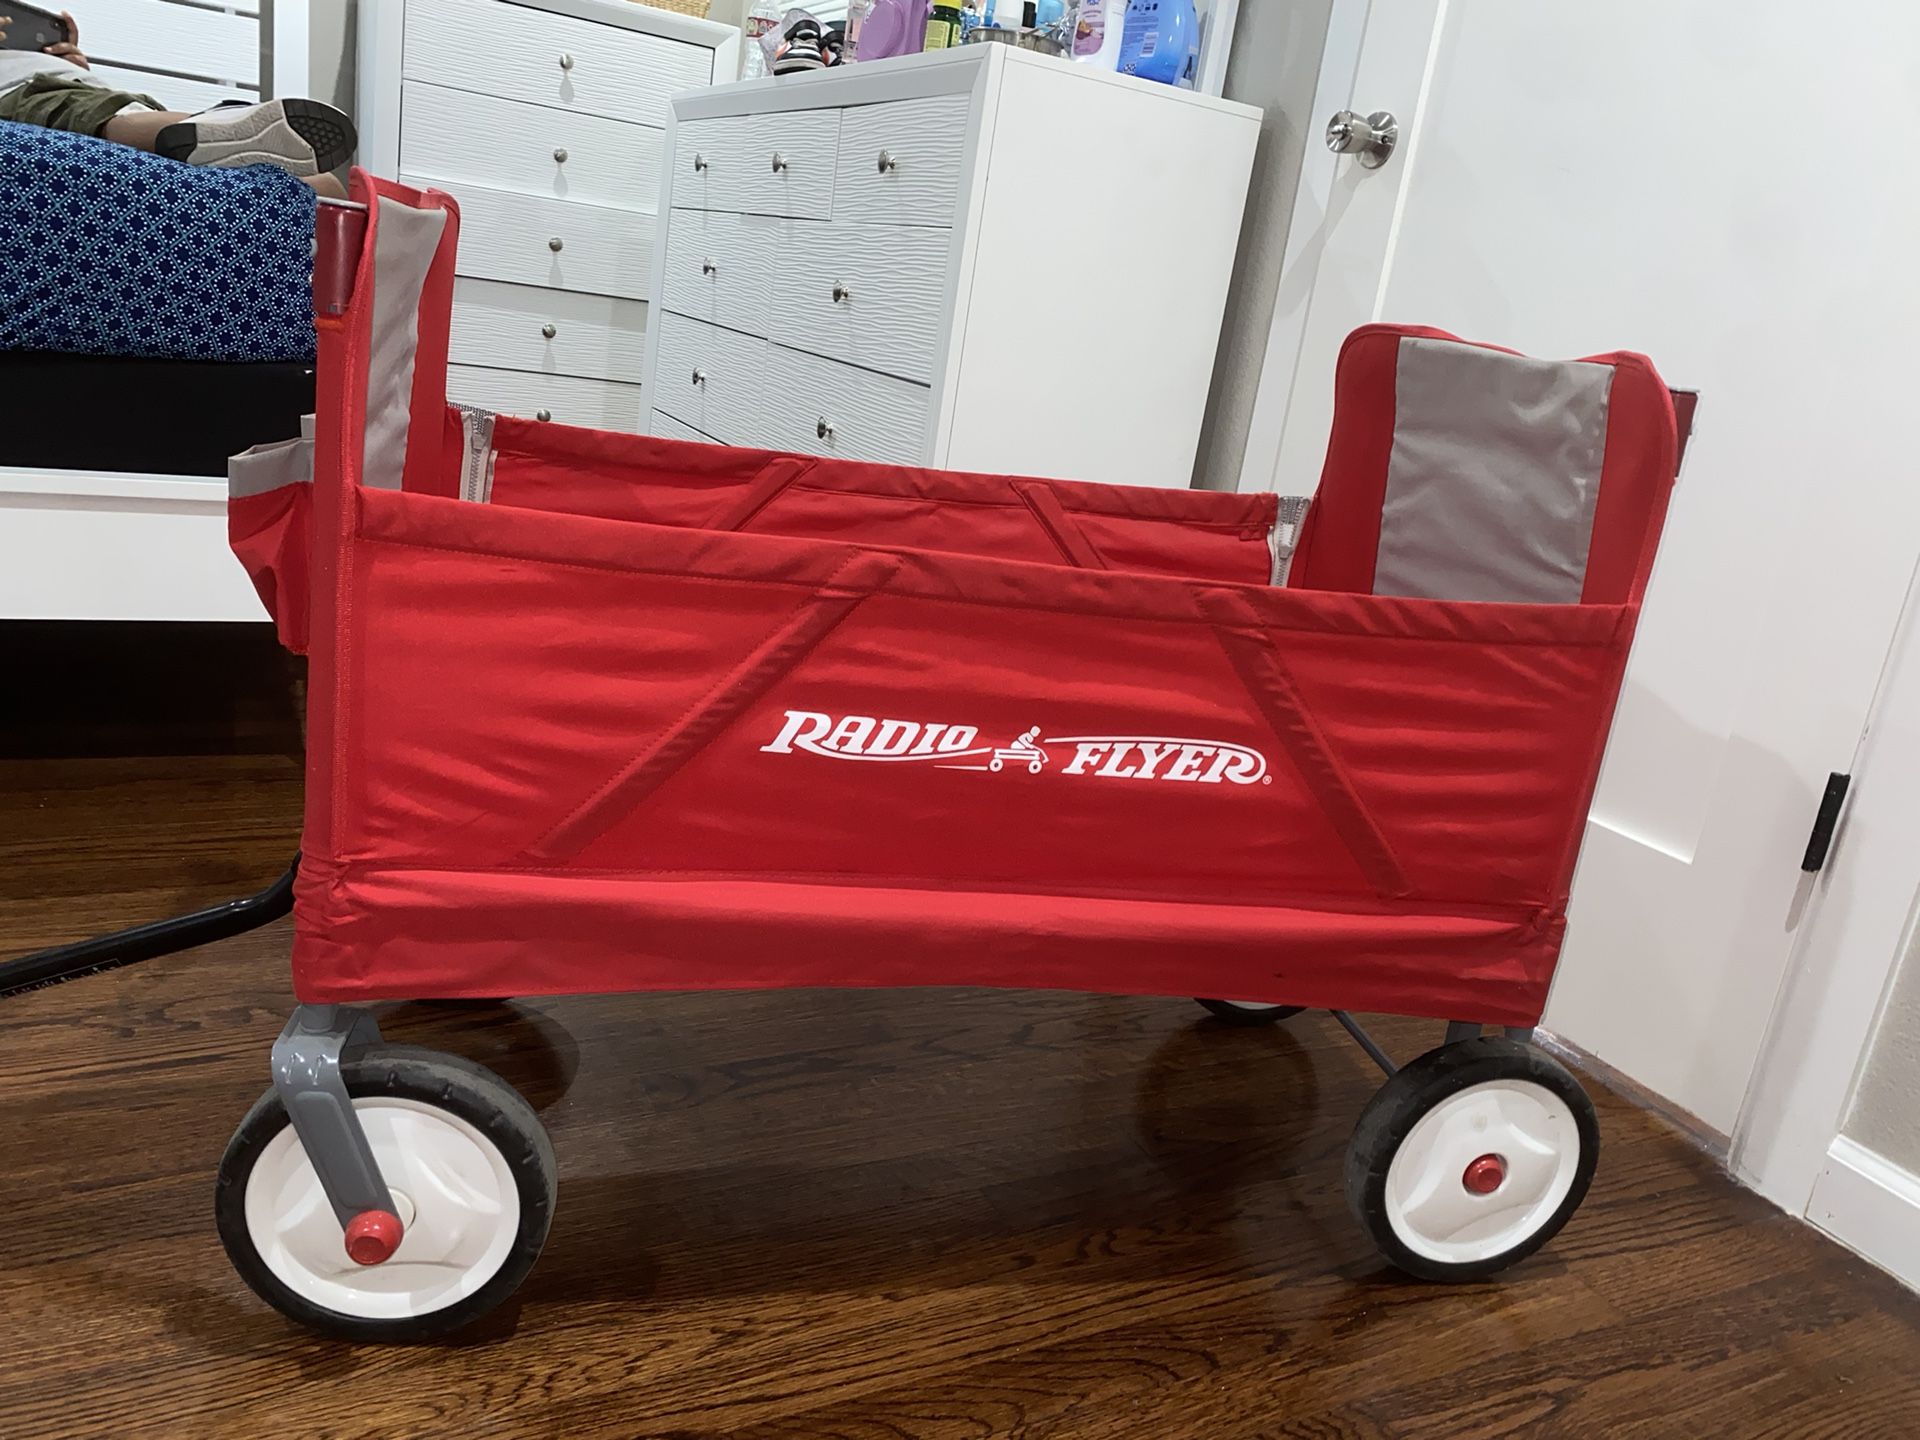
[99,109,192,150]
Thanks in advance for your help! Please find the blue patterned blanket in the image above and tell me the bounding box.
[0,120,316,361]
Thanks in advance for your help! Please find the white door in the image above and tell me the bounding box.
[1245,0,1920,1138]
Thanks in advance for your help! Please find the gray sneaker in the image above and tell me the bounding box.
[155,98,357,177]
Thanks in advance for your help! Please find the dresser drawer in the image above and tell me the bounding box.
[449,366,647,431]
[402,82,660,211]
[660,210,788,337]
[651,311,767,442]
[414,176,654,300]
[649,411,720,445]
[736,109,841,219]
[766,220,951,384]
[404,0,713,128]
[671,116,746,211]
[759,344,930,463]
[450,277,650,383]
[832,96,970,226]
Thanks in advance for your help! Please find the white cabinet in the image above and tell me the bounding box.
[359,0,738,432]
[641,45,1260,487]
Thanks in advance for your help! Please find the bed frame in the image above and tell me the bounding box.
[0,0,309,622]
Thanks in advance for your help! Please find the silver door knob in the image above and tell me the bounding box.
[541,323,557,339]
[693,153,707,172]
[817,417,835,439]
[548,236,564,252]
[1325,109,1398,168]
[771,151,788,173]
[876,150,898,174]
[831,282,852,303]
[558,52,574,71]
[553,147,569,163]
[535,408,552,421]
[701,258,717,276]
[692,368,707,385]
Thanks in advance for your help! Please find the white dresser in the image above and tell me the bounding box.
[358,0,738,431]
[641,45,1260,487]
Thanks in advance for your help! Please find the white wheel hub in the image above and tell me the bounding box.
[1384,1078,1581,1266]
[245,1097,521,1319]
[1222,1002,1284,1011]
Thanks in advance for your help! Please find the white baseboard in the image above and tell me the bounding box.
[1806,1137,1920,1294]
[1534,1026,1730,1162]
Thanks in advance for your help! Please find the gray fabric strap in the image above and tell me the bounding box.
[362,196,448,492]
[1374,336,1614,603]
[229,432,313,498]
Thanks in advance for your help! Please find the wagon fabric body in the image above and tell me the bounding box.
[213,176,1680,1334]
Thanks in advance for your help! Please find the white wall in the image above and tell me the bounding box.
[1191,0,1334,492]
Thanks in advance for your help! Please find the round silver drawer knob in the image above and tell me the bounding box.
[877,150,899,174]
[771,151,788,173]
[831,282,852,303]
[535,408,552,422]
[692,368,708,386]
[817,417,835,440]
[541,322,558,339]
[693,153,708,173]
[552,147,568,163]
[558,52,574,71]
[548,236,564,253]
[701,258,717,276]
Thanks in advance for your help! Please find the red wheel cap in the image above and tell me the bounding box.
[1463,1153,1507,1195]
[344,1208,404,1266]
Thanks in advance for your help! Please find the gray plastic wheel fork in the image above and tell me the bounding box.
[271,1004,400,1227]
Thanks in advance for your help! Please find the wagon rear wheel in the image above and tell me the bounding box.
[215,1045,556,1341]
[1196,998,1306,1026]
[1346,1035,1597,1281]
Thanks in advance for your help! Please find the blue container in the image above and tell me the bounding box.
[1117,0,1196,86]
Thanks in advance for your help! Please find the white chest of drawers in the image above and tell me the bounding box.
[359,0,738,431]
[641,45,1260,488]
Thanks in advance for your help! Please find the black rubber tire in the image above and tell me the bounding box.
[1196,998,1306,1026]
[1345,1035,1598,1282]
[215,1044,557,1341]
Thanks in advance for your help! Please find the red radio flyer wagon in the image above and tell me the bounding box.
[216,176,1681,1339]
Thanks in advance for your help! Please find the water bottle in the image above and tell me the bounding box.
[743,0,781,79]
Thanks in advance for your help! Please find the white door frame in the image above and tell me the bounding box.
[1234,0,1919,1250]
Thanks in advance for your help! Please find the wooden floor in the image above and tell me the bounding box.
[3,625,1919,1439]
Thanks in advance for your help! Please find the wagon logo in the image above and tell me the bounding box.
[761,711,1270,786]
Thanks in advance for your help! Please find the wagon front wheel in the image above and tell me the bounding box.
[215,1045,557,1341]
[1346,1035,1597,1281]
[1196,998,1305,1026]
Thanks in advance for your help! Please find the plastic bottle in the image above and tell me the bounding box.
[847,0,872,58]
[1117,0,1196,85]
[1072,0,1125,69]
[925,3,965,49]
[743,0,781,79]
[858,0,929,60]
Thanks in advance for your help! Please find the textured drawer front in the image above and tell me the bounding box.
[766,220,951,384]
[760,344,930,463]
[402,82,660,211]
[450,277,649,383]
[652,311,767,442]
[736,109,842,219]
[660,210,789,337]
[671,116,746,211]
[833,96,970,226]
[650,410,720,445]
[449,365,647,431]
[412,175,654,300]
[404,0,713,128]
